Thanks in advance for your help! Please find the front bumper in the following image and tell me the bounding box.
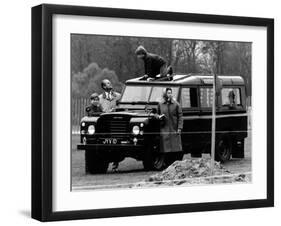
[77,143,144,151]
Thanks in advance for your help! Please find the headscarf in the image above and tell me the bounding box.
[135,45,148,56]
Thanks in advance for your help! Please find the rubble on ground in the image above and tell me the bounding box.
[134,158,250,188]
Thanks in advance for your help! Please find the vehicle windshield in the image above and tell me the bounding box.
[121,86,179,103]
[121,86,152,102]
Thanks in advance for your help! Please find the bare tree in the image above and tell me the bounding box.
[71,35,251,100]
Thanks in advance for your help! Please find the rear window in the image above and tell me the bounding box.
[200,87,242,108]
[221,88,241,106]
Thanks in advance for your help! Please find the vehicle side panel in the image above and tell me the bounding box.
[181,113,248,155]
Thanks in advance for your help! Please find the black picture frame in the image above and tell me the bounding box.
[31,4,274,222]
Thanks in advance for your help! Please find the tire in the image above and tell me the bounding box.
[85,150,109,174]
[143,145,183,171]
[215,137,232,163]
[142,142,166,171]
[143,152,167,171]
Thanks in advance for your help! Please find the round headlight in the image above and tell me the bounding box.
[88,125,95,135]
[81,122,86,127]
[132,125,140,135]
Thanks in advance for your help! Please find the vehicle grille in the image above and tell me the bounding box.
[97,117,130,137]
[106,120,129,136]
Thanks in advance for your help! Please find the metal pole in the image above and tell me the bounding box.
[210,71,216,181]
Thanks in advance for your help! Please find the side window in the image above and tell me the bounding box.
[150,86,179,102]
[200,88,213,108]
[181,87,198,108]
[221,88,241,107]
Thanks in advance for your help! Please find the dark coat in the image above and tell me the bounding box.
[158,99,183,153]
[135,46,166,78]
[86,104,103,116]
[143,53,166,78]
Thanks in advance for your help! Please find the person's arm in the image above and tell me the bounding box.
[157,56,166,77]
[157,103,161,114]
[144,60,147,75]
[98,96,106,112]
[153,103,161,119]
[177,103,183,133]
[109,92,121,112]
[116,92,121,101]
[141,59,149,80]
[159,64,167,77]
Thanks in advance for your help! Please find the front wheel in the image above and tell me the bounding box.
[143,145,183,171]
[85,150,109,174]
[143,152,167,171]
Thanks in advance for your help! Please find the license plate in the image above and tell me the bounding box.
[102,138,118,144]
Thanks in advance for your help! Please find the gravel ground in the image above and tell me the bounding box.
[71,133,251,191]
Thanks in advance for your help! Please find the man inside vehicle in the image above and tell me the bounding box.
[228,89,237,109]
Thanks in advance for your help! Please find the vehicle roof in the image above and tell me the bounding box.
[126,73,245,86]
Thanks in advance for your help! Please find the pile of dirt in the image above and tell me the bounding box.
[134,158,250,187]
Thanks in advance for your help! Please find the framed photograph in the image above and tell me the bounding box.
[32,4,274,221]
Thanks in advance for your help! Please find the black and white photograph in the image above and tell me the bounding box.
[0,0,278,224]
[29,3,274,222]
[71,34,252,191]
